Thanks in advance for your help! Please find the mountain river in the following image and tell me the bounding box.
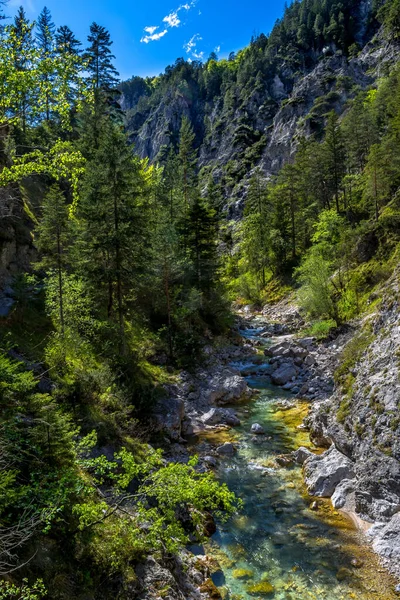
[190,317,397,600]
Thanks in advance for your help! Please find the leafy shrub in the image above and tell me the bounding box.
[303,319,337,340]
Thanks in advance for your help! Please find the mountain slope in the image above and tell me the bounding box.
[122,0,398,212]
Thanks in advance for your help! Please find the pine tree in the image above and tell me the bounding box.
[77,120,142,353]
[56,25,82,56]
[85,23,119,90]
[324,111,346,212]
[364,143,393,221]
[186,195,219,297]
[11,7,35,131]
[275,163,301,261]
[163,147,180,222]
[36,6,56,120]
[36,7,55,53]
[152,195,182,361]
[178,117,198,213]
[242,170,270,286]
[36,185,71,335]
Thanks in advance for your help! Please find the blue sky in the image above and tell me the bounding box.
[7,0,287,80]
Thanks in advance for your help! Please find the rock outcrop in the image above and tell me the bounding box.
[304,445,355,497]
[306,268,400,578]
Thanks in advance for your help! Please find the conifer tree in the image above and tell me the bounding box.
[56,25,82,56]
[274,163,301,261]
[36,7,55,53]
[36,185,71,335]
[186,195,219,297]
[36,6,56,120]
[324,111,346,212]
[77,119,142,353]
[242,170,270,286]
[163,147,180,222]
[178,117,198,212]
[11,7,35,131]
[85,23,119,90]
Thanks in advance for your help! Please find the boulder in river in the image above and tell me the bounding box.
[304,445,355,497]
[271,364,298,386]
[208,369,252,405]
[201,407,241,427]
[216,442,236,456]
[203,455,217,468]
[246,580,275,596]
[251,423,265,435]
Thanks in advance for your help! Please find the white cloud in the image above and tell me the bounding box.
[184,33,204,61]
[144,26,159,35]
[141,1,197,43]
[192,49,204,60]
[141,29,168,43]
[184,33,201,53]
[214,45,221,53]
[163,11,181,28]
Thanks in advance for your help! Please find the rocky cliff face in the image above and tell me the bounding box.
[306,268,400,576]
[0,187,35,289]
[124,21,399,213]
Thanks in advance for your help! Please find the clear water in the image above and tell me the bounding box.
[195,326,397,600]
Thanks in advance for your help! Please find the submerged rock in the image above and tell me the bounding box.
[232,568,254,580]
[246,580,275,596]
[336,567,352,582]
[251,423,265,435]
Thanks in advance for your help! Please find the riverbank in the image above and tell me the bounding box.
[144,300,399,598]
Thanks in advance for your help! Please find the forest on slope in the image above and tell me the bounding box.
[0,0,400,597]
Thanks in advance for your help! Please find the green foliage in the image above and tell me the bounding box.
[335,330,374,423]
[303,319,337,340]
[0,579,46,600]
[379,0,400,38]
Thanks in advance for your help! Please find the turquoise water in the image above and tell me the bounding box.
[199,325,397,600]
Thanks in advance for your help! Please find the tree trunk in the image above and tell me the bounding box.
[163,253,173,361]
[113,179,126,355]
[57,229,65,335]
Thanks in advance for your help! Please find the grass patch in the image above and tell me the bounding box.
[334,329,374,423]
[302,319,337,340]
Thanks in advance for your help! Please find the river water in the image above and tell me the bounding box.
[192,319,397,600]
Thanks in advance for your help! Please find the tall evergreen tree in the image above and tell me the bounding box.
[186,195,219,297]
[242,170,270,286]
[85,23,119,90]
[324,111,346,212]
[77,119,143,353]
[56,25,82,56]
[36,185,71,335]
[36,7,55,53]
[36,6,56,120]
[178,117,198,212]
[11,7,35,131]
